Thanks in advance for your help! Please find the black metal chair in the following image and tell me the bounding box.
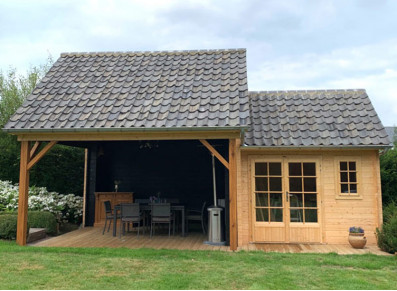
[103,200,115,235]
[119,203,144,238]
[150,203,175,238]
[186,201,207,234]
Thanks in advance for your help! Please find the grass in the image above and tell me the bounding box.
[0,240,396,289]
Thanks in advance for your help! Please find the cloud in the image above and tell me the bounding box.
[249,39,397,125]
[0,0,396,125]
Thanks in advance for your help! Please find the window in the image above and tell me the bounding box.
[336,158,361,198]
[254,162,283,222]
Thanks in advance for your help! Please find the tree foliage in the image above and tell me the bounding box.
[0,57,84,196]
[380,134,397,205]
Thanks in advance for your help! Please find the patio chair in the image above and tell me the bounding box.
[119,203,144,238]
[150,203,175,238]
[103,200,116,235]
[185,201,207,234]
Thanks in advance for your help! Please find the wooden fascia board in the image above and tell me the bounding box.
[199,139,229,170]
[17,130,241,142]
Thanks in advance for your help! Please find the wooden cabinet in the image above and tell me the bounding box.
[94,192,133,225]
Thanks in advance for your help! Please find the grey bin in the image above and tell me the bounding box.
[205,207,225,246]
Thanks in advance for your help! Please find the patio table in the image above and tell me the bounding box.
[113,204,185,237]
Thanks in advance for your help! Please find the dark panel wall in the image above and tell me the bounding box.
[95,140,227,210]
[85,143,97,226]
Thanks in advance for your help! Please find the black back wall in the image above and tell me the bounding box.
[95,140,228,209]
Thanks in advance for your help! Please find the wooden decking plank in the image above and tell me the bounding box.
[32,227,389,255]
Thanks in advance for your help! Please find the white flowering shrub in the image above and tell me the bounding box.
[0,180,83,224]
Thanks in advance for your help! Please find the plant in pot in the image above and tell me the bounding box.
[348,226,367,249]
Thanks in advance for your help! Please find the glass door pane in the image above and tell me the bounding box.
[288,162,318,223]
[254,162,283,223]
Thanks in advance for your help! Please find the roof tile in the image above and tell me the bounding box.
[245,90,390,147]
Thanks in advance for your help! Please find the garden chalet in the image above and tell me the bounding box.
[3,49,391,250]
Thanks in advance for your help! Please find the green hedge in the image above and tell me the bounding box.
[28,211,57,235]
[0,211,57,239]
[376,203,397,254]
[0,214,30,240]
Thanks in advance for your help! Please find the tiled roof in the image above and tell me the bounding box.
[4,49,249,131]
[245,89,391,147]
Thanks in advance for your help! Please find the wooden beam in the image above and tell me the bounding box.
[199,139,229,170]
[17,130,241,142]
[27,141,57,170]
[16,141,30,246]
[29,141,41,159]
[82,148,88,227]
[229,138,239,251]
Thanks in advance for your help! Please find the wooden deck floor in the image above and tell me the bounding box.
[32,226,389,255]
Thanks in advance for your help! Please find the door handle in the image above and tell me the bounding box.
[286,191,289,202]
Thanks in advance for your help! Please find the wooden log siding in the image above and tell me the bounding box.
[237,149,382,246]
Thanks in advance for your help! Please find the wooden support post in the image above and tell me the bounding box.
[199,139,229,169]
[229,138,239,251]
[27,141,57,170]
[16,141,30,246]
[29,141,41,159]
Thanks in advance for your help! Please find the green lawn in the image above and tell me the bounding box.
[0,241,396,289]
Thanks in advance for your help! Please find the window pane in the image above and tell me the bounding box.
[290,193,303,207]
[270,208,283,222]
[304,194,317,207]
[340,172,348,182]
[270,193,283,207]
[255,163,267,175]
[340,162,348,171]
[349,162,356,171]
[255,177,268,191]
[304,178,317,192]
[269,177,282,191]
[289,178,302,192]
[256,208,269,222]
[290,209,303,222]
[305,209,318,222]
[289,163,302,176]
[341,183,349,193]
[269,162,281,176]
[350,184,357,193]
[255,193,268,207]
[349,172,357,183]
[303,163,316,176]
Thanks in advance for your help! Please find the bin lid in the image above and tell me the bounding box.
[207,207,223,212]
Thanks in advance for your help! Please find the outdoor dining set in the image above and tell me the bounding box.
[102,199,207,239]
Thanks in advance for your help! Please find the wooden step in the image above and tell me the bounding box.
[27,228,46,243]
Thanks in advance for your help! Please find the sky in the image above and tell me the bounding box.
[0,0,396,126]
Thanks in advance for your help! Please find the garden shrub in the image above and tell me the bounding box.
[0,214,29,240]
[383,202,397,224]
[376,202,397,254]
[0,180,83,224]
[28,211,57,234]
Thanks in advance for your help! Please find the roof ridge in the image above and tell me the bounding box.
[60,48,246,58]
[248,89,366,94]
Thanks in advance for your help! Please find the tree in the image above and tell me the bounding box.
[380,130,397,206]
[0,56,85,196]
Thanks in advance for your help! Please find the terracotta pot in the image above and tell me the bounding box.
[348,233,367,249]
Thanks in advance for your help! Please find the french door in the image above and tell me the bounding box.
[251,156,322,243]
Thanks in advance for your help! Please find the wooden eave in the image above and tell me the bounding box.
[15,129,242,142]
